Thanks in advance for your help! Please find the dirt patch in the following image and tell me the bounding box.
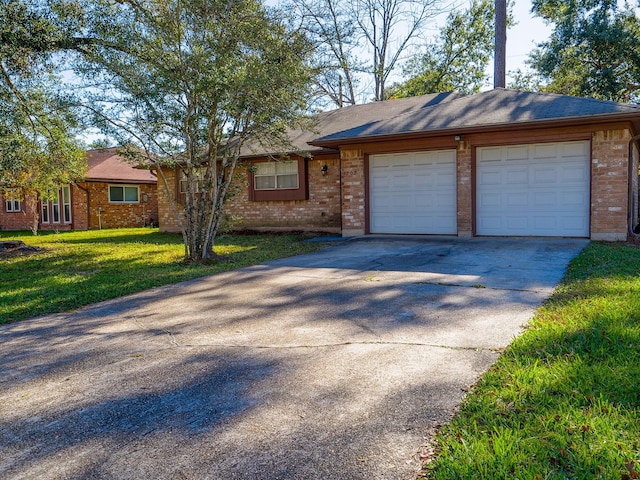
[0,240,45,259]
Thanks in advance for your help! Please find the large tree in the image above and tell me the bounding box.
[388,0,497,98]
[0,0,86,235]
[527,0,640,102]
[77,0,314,261]
[288,0,362,107]
[287,0,444,106]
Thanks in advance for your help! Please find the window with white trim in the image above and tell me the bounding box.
[109,185,140,203]
[5,193,21,212]
[41,201,49,223]
[52,189,61,223]
[40,185,72,224]
[179,169,205,194]
[254,161,299,190]
[62,185,71,223]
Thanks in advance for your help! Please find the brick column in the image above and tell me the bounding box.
[340,148,366,236]
[591,129,631,241]
[457,140,473,237]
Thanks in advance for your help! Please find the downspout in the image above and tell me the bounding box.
[628,134,640,238]
[75,182,91,230]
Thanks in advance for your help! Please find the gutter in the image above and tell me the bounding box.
[309,112,640,149]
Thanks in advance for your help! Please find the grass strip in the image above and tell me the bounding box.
[423,242,640,480]
[0,228,324,324]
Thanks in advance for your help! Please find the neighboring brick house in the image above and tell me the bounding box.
[0,148,158,231]
[157,88,640,240]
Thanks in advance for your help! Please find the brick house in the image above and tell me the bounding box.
[157,88,640,240]
[0,148,158,231]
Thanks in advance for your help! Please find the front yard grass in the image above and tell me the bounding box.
[0,228,324,324]
[424,242,640,479]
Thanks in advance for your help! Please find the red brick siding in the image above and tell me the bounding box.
[225,158,341,232]
[0,192,35,230]
[591,129,631,240]
[340,149,366,236]
[76,181,158,230]
[456,141,473,236]
[157,168,183,233]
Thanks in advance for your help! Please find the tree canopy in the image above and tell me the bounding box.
[525,0,640,102]
[77,0,315,261]
[0,0,86,234]
[388,0,498,98]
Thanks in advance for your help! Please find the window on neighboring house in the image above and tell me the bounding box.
[41,202,49,223]
[62,185,71,223]
[109,185,139,203]
[254,161,299,190]
[40,185,72,224]
[5,193,21,213]
[52,189,61,223]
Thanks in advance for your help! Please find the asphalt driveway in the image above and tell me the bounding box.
[0,236,587,479]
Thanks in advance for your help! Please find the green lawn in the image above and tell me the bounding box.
[0,228,325,324]
[423,242,640,479]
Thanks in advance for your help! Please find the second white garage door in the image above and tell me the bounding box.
[370,150,457,234]
[476,141,590,237]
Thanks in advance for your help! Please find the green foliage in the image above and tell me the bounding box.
[0,0,87,234]
[388,0,497,98]
[528,0,640,102]
[77,0,315,262]
[423,242,640,479]
[0,228,324,323]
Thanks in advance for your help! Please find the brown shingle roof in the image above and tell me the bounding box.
[85,148,157,184]
[311,89,640,146]
[240,91,463,156]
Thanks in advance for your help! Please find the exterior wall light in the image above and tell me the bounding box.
[321,165,329,176]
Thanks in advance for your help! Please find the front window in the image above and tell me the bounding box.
[40,185,72,224]
[52,190,61,223]
[109,185,139,203]
[62,185,71,223]
[5,191,21,212]
[254,161,299,190]
[179,169,205,194]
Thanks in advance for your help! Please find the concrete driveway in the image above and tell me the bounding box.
[0,236,587,479]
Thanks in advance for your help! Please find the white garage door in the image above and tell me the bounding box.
[369,150,457,234]
[476,141,590,237]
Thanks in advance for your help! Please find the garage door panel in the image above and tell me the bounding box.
[370,150,457,234]
[506,146,529,160]
[533,144,558,159]
[506,168,528,184]
[562,142,588,157]
[532,167,558,184]
[477,141,589,237]
[480,170,502,185]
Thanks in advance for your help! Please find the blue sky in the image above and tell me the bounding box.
[506,0,552,76]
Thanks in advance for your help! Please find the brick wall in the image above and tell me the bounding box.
[340,149,366,236]
[0,192,36,230]
[76,181,158,230]
[456,141,473,236]
[159,159,342,234]
[591,129,631,241]
[225,157,341,232]
[157,168,183,233]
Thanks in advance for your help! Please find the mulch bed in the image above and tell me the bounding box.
[0,240,45,259]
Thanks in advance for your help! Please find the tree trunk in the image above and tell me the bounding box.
[494,0,507,88]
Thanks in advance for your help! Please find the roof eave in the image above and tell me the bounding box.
[308,112,640,148]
